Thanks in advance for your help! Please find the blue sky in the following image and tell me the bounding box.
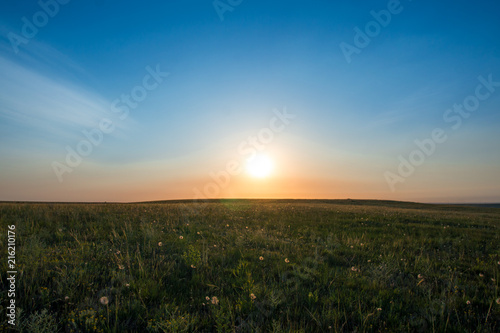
[1,0,499,202]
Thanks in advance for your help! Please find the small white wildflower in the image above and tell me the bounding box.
[211,296,219,305]
[285,258,290,263]
[100,296,109,305]
[179,236,183,240]
[158,242,163,247]
[259,256,264,261]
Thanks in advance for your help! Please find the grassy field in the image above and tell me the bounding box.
[1,199,499,332]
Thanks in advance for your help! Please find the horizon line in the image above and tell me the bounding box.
[1,198,499,207]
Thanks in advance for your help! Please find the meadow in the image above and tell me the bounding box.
[0,199,499,332]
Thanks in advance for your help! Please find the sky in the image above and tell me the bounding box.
[0,0,499,203]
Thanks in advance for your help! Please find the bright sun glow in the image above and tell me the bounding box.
[246,154,274,178]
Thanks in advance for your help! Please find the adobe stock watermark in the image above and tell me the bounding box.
[7,0,72,54]
[182,107,295,215]
[213,0,243,21]
[384,74,500,192]
[339,0,412,64]
[52,65,169,182]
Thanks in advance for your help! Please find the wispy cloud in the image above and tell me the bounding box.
[0,42,130,150]
[2,58,99,133]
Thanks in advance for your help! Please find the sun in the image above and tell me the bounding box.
[246,154,274,178]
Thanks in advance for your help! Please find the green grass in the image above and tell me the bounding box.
[1,199,499,332]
